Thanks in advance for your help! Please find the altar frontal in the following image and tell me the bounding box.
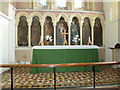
[32,45,99,73]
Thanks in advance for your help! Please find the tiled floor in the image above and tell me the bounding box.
[1,88,120,90]
[0,66,120,88]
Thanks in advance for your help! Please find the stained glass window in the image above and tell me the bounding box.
[38,0,47,7]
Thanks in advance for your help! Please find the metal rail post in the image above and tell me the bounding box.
[93,66,95,88]
[11,67,13,90]
[53,67,56,90]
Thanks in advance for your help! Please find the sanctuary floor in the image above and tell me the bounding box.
[0,66,120,89]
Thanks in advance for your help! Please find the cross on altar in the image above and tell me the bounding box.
[61,29,68,45]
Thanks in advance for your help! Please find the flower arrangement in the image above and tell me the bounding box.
[72,35,80,43]
[45,35,52,42]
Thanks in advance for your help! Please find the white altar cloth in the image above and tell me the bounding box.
[32,45,99,49]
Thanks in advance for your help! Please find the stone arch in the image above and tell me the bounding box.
[69,13,81,23]
[57,12,69,22]
[43,12,56,23]
[93,14,104,24]
[81,14,93,24]
[16,12,29,25]
[29,12,43,24]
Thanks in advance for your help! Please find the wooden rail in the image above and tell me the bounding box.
[0,61,120,90]
[0,62,120,68]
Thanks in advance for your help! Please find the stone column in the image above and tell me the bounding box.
[40,21,44,45]
[86,1,89,11]
[28,23,31,47]
[53,22,56,45]
[28,1,33,9]
[66,0,73,10]
[47,0,55,9]
[15,23,18,47]
[68,22,71,45]
[91,20,95,45]
[80,20,84,45]
[102,22,105,46]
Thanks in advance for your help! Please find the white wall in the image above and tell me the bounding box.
[0,11,10,73]
[103,2,119,62]
[0,14,2,61]
[0,12,9,63]
[0,4,15,73]
[8,4,16,63]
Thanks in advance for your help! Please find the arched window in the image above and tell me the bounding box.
[38,0,47,7]
[56,0,66,8]
[74,0,83,8]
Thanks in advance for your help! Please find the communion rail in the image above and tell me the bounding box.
[0,62,120,90]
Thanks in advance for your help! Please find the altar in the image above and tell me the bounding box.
[32,45,99,73]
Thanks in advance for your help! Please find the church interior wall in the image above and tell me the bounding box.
[0,1,119,68]
[8,4,16,64]
[94,2,103,11]
[103,2,119,62]
[0,2,9,16]
[0,4,16,73]
[15,48,32,63]
[16,2,30,9]
[15,10,105,63]
[0,11,10,73]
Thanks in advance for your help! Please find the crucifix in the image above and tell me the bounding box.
[61,29,68,45]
